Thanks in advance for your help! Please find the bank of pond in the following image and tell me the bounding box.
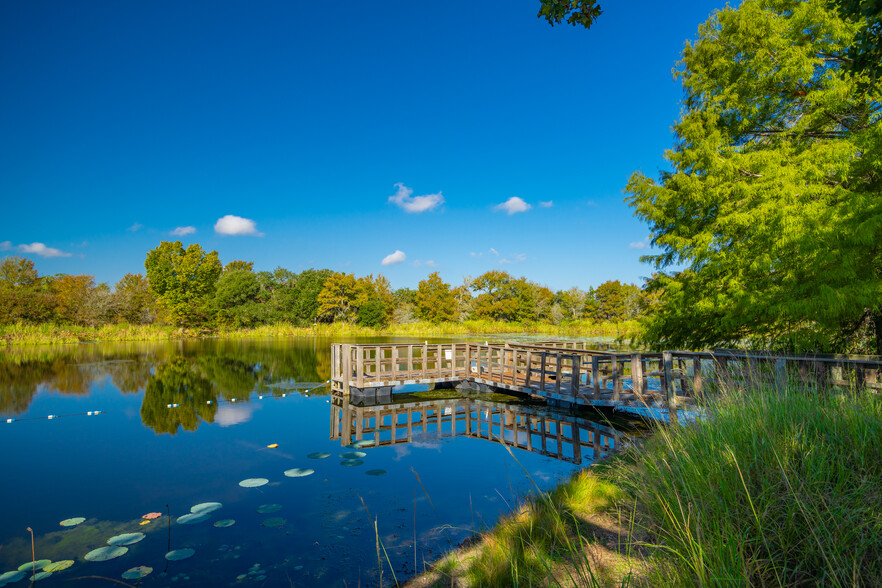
[0,338,878,586]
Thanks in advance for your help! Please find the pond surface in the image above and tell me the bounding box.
[0,337,631,587]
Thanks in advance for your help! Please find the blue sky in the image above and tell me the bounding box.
[1,0,723,291]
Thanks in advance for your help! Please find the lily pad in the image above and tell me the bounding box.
[190,502,222,514]
[239,478,269,488]
[84,546,128,562]
[283,468,314,478]
[340,459,364,467]
[43,560,74,572]
[306,452,331,459]
[0,571,25,583]
[165,548,195,561]
[17,560,50,571]
[29,571,52,581]
[214,519,236,528]
[142,512,162,520]
[347,440,375,448]
[59,517,85,527]
[177,512,211,525]
[257,504,282,514]
[261,517,286,528]
[121,566,153,580]
[340,451,366,459]
[107,533,145,546]
[366,469,387,476]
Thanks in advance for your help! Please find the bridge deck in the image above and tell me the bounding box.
[331,341,882,423]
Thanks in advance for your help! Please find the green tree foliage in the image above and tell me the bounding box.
[355,274,394,327]
[140,358,217,435]
[144,241,222,327]
[114,273,155,324]
[224,260,254,273]
[316,272,358,322]
[415,272,457,323]
[214,269,262,327]
[471,271,521,321]
[537,0,602,28]
[0,256,55,323]
[625,0,882,352]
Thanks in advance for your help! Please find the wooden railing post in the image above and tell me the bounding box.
[692,356,703,398]
[525,351,533,387]
[775,358,787,390]
[555,353,562,395]
[591,356,600,398]
[540,352,547,391]
[571,355,581,398]
[631,353,645,398]
[663,351,677,423]
[356,346,364,388]
[611,355,621,402]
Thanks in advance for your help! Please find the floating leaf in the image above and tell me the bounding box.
[121,566,153,580]
[266,443,279,449]
[177,512,210,525]
[139,521,150,526]
[257,504,282,514]
[29,571,52,581]
[340,459,364,467]
[214,519,236,528]
[141,512,162,520]
[17,560,50,572]
[347,440,375,448]
[283,468,314,478]
[340,451,366,459]
[164,548,195,561]
[307,452,331,459]
[293,565,303,571]
[0,571,25,583]
[238,478,269,488]
[190,502,223,514]
[59,517,85,527]
[43,560,74,572]
[261,517,286,528]
[84,546,128,562]
[107,533,145,546]
[365,469,387,476]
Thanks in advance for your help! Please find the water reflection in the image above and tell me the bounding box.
[331,390,627,465]
[0,340,332,434]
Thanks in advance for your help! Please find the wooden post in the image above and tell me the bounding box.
[571,355,581,398]
[407,345,414,377]
[356,347,364,388]
[555,353,562,395]
[375,347,381,382]
[343,344,352,395]
[631,353,645,398]
[423,342,429,375]
[692,356,703,398]
[436,344,443,378]
[525,351,533,387]
[663,351,678,424]
[816,361,828,391]
[611,355,621,402]
[540,352,547,391]
[775,358,787,390]
[592,355,601,398]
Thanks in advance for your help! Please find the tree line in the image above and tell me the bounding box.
[0,241,646,330]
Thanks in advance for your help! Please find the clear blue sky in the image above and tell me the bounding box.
[1,0,722,292]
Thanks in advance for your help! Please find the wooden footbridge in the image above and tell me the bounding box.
[330,393,625,465]
[331,341,882,423]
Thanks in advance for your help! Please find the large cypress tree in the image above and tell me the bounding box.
[625,0,882,352]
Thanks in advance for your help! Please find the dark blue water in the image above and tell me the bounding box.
[0,338,629,587]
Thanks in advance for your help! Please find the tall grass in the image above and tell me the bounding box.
[613,384,882,586]
[1,319,638,347]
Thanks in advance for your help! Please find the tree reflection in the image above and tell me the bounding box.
[140,358,217,434]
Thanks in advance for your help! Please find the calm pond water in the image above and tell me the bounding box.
[0,337,632,587]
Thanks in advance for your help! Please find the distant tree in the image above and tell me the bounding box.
[471,271,520,321]
[355,274,394,327]
[50,274,96,324]
[114,273,155,324]
[415,272,457,323]
[592,280,629,322]
[453,276,474,320]
[537,0,602,29]
[144,241,222,327]
[286,268,333,325]
[214,270,263,327]
[0,256,55,323]
[224,260,254,273]
[556,287,587,321]
[316,272,358,322]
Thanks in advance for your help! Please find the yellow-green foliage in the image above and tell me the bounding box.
[0,319,638,346]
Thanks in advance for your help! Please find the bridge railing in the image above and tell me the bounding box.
[332,342,882,424]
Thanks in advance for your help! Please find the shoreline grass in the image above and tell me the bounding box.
[0,319,638,347]
[414,383,882,586]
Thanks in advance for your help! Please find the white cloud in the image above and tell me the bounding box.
[388,183,444,213]
[127,222,143,232]
[539,200,553,208]
[171,226,197,236]
[629,236,651,250]
[499,253,526,265]
[586,200,599,207]
[489,248,499,256]
[214,215,263,236]
[413,259,439,268]
[494,196,531,215]
[0,241,11,251]
[214,404,256,427]
[470,251,482,258]
[381,250,406,266]
[17,242,72,258]
[425,260,438,268]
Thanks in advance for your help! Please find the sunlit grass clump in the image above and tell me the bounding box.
[613,384,882,586]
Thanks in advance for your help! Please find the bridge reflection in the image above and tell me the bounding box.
[330,392,628,465]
